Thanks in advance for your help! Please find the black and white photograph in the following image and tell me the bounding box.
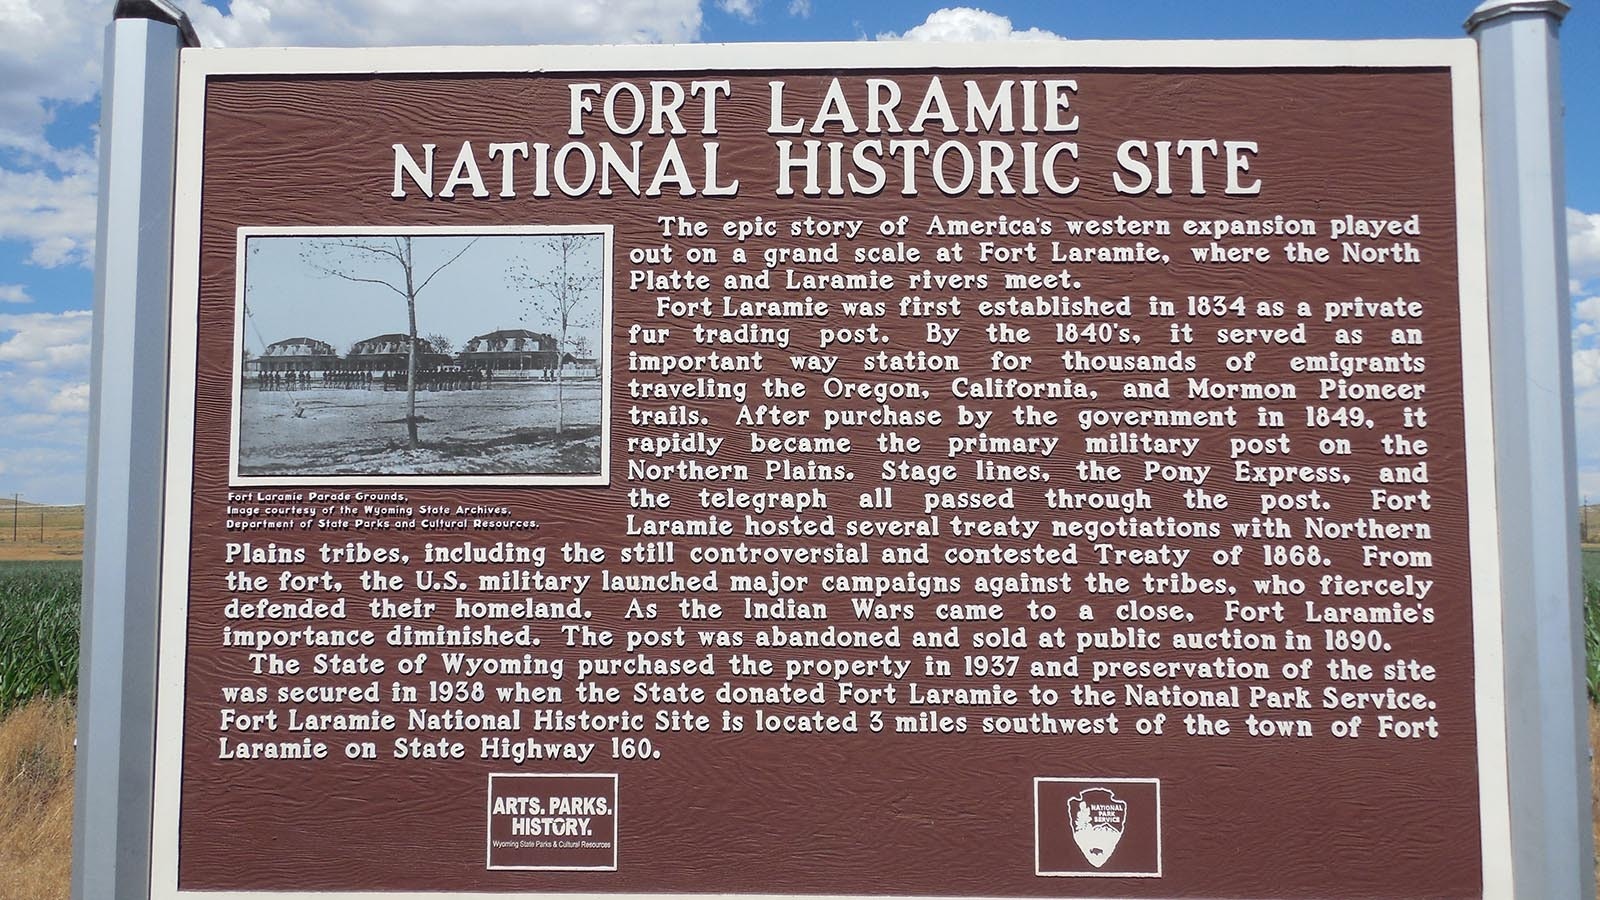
[230,227,611,484]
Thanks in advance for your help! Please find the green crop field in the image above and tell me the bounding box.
[0,561,81,714]
[1586,551,1600,702]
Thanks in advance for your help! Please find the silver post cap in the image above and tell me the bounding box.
[1465,0,1571,33]
[112,0,200,47]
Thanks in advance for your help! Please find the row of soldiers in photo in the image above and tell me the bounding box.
[253,366,524,391]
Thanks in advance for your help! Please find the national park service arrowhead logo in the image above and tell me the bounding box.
[1035,777,1161,878]
[1068,787,1127,867]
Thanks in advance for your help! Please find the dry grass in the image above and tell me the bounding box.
[0,503,83,563]
[0,696,74,900]
[1593,704,1600,889]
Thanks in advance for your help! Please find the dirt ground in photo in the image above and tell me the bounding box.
[237,380,603,477]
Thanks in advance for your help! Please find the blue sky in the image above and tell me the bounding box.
[1,0,1595,504]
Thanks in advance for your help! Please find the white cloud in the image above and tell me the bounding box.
[0,284,32,304]
[47,381,90,413]
[787,0,811,17]
[0,0,719,272]
[0,443,88,503]
[185,0,703,48]
[0,371,80,409]
[1576,348,1600,390]
[1576,294,1600,340]
[1571,207,1600,285]
[877,7,1062,42]
[0,1,104,268]
[5,412,76,434]
[1571,209,1600,503]
[0,162,98,268]
[0,309,92,500]
[1575,378,1600,495]
[718,0,758,21]
[0,310,94,371]
[0,0,107,164]
[0,377,91,422]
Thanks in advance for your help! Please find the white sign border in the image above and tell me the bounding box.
[152,36,1507,900]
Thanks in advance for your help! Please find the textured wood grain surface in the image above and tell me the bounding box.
[171,67,1479,897]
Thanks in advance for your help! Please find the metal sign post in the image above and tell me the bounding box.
[1467,2,1593,898]
[73,3,196,900]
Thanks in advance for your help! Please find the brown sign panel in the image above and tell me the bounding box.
[153,41,1506,899]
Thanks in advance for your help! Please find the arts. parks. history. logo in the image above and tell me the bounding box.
[486,773,618,870]
[1034,777,1161,877]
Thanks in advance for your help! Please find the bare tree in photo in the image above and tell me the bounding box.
[303,236,475,449]
[508,235,601,433]
[426,332,455,355]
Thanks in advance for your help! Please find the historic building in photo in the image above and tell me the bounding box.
[460,328,561,372]
[347,333,451,371]
[257,336,338,371]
